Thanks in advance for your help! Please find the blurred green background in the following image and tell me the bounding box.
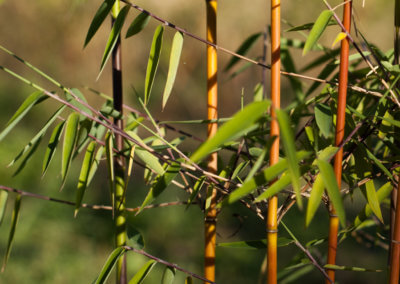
[0,0,395,283]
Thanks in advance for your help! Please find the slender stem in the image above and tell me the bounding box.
[390,179,400,284]
[326,1,352,283]
[204,0,218,282]
[111,2,127,284]
[267,1,280,284]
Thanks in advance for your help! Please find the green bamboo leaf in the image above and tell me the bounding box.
[126,11,151,38]
[144,25,164,105]
[105,132,115,211]
[1,194,21,272]
[137,160,181,215]
[127,225,145,250]
[0,91,43,142]
[185,276,193,284]
[127,131,164,175]
[162,31,184,110]
[365,147,393,180]
[42,121,65,176]
[186,176,205,209]
[98,5,130,78]
[303,10,333,55]
[87,146,105,186]
[305,173,324,227]
[364,179,383,223]
[324,264,383,273]
[317,159,346,227]
[191,101,270,163]
[254,172,292,202]
[12,135,43,177]
[0,190,8,226]
[161,266,176,284]
[224,32,262,71]
[314,103,333,138]
[218,238,293,249]
[354,182,392,227]
[61,113,80,186]
[276,109,302,208]
[8,105,66,168]
[94,247,126,284]
[84,0,116,47]
[129,260,157,284]
[75,141,97,217]
[286,19,336,32]
[66,88,93,119]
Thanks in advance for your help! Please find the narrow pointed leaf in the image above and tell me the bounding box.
[12,135,43,176]
[137,161,181,214]
[126,11,151,38]
[218,238,293,249]
[305,173,324,227]
[0,190,8,226]
[314,103,333,138]
[324,264,383,273]
[66,88,93,118]
[224,32,262,71]
[254,172,292,202]
[87,146,105,186]
[191,101,270,163]
[75,141,97,217]
[317,159,346,227]
[42,121,65,176]
[61,113,80,185]
[276,109,302,208]
[84,0,116,47]
[162,32,184,110]
[144,25,164,105]
[105,132,115,210]
[187,176,205,209]
[364,179,383,223]
[0,91,43,142]
[129,260,157,284]
[161,266,176,284]
[331,32,347,48]
[1,194,21,272]
[303,10,333,55]
[94,247,126,284]
[98,5,130,78]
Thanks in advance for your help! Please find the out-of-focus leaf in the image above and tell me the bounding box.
[286,19,336,32]
[12,135,43,176]
[127,225,144,250]
[94,247,126,284]
[187,176,205,209]
[317,159,346,227]
[161,266,176,284]
[84,0,116,47]
[75,141,96,217]
[42,121,65,176]
[0,190,8,226]
[276,109,302,208]
[129,260,157,284]
[191,101,270,163]
[303,10,333,55]
[61,113,80,187]
[1,194,21,272]
[331,32,347,48]
[87,146,104,186]
[305,173,324,227]
[185,276,193,284]
[126,11,151,38]
[364,179,383,223]
[314,103,332,138]
[224,32,262,71]
[253,83,264,102]
[0,91,43,142]
[105,132,115,211]
[144,25,164,105]
[324,264,383,272]
[254,172,292,202]
[98,5,130,78]
[66,88,93,119]
[137,160,181,215]
[218,237,293,249]
[162,32,184,110]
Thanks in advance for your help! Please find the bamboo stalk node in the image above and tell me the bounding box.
[266,229,278,233]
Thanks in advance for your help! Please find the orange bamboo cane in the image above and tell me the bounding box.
[267,1,280,283]
[326,2,352,283]
[204,0,218,282]
[389,179,400,284]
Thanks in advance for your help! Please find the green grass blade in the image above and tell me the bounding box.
[0,91,43,142]
[75,141,96,217]
[144,25,164,105]
[305,173,324,227]
[303,10,333,55]
[126,11,151,38]
[161,266,176,284]
[317,159,346,227]
[191,101,270,163]
[84,0,116,47]
[42,121,65,176]
[128,260,157,284]
[61,112,80,187]
[254,172,292,202]
[1,194,21,272]
[224,32,262,71]
[98,5,130,78]
[162,31,184,110]
[276,109,302,208]
[95,247,126,284]
[0,190,8,226]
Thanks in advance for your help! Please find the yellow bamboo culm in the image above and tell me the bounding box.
[267,1,281,284]
[205,0,218,283]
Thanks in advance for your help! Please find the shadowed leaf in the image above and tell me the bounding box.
[315,103,332,138]
[218,237,293,249]
[42,121,65,176]
[94,247,126,284]
[126,11,150,38]
[254,172,292,202]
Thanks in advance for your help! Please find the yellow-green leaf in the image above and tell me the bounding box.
[42,121,65,176]
[129,260,157,284]
[303,10,333,55]
[162,32,184,110]
[61,113,80,186]
[0,190,8,226]
[305,173,324,227]
[161,266,176,284]
[254,172,292,202]
[331,32,347,48]
[94,247,126,284]
[126,11,150,38]
[314,103,333,138]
